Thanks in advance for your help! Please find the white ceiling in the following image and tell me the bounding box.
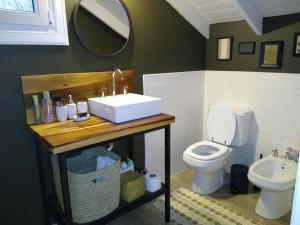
[188,0,243,24]
[167,0,300,38]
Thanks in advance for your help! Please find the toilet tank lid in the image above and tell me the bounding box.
[232,105,252,117]
[207,104,236,145]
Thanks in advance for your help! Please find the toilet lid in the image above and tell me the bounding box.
[185,141,229,161]
[207,104,236,145]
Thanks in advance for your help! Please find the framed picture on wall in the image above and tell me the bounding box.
[293,33,300,57]
[259,41,284,69]
[239,42,256,54]
[217,37,233,61]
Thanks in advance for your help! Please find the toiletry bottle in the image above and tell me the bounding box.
[67,95,77,119]
[32,95,42,124]
[42,91,55,123]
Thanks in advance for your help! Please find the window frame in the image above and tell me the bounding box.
[0,0,69,45]
[0,0,48,27]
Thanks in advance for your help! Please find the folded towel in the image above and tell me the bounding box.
[120,159,134,174]
[96,156,116,170]
[96,156,116,183]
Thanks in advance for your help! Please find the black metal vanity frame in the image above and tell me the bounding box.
[34,125,171,225]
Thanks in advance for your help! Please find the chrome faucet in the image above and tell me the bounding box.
[272,149,279,157]
[112,69,125,96]
[286,147,299,162]
[285,151,291,160]
[100,86,107,98]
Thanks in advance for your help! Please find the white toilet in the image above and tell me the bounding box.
[183,104,252,194]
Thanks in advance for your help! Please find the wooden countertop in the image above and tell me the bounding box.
[30,113,175,154]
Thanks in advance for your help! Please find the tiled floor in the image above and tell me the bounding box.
[56,169,291,225]
[171,169,291,225]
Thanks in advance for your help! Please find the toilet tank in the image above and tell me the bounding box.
[207,104,252,147]
[231,109,252,147]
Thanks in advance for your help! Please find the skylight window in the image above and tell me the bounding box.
[0,0,34,13]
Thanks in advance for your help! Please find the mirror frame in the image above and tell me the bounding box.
[216,36,233,61]
[73,0,132,56]
[238,42,256,54]
[293,33,300,57]
[259,41,284,69]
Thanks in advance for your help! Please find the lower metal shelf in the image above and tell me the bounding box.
[49,184,165,225]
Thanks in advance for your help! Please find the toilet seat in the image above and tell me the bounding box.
[185,140,229,161]
[207,104,236,145]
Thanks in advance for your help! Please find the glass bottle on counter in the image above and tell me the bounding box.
[42,91,55,123]
[32,95,42,124]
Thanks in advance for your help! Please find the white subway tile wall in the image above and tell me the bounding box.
[143,71,205,180]
[204,71,300,172]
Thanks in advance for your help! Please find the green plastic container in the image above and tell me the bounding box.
[120,171,145,203]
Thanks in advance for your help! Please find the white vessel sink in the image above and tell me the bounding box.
[88,93,161,123]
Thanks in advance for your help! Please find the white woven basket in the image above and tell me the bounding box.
[52,147,120,224]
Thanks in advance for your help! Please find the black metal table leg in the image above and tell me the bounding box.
[58,153,73,225]
[128,136,134,160]
[34,136,51,225]
[165,125,171,223]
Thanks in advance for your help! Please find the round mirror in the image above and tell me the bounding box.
[73,0,131,56]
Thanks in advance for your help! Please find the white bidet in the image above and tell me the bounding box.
[248,154,297,219]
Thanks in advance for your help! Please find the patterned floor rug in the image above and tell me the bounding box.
[149,187,258,225]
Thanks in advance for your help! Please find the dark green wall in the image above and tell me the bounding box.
[206,13,300,73]
[0,1,206,225]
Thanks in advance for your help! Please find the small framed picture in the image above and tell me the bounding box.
[259,41,284,69]
[217,37,233,61]
[293,33,300,57]
[239,42,256,54]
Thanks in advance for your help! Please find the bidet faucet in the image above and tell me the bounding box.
[285,151,291,160]
[272,149,279,157]
[286,147,299,162]
[112,68,125,96]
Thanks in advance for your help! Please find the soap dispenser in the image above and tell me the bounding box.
[67,94,77,119]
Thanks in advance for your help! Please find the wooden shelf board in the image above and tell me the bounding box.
[30,113,174,154]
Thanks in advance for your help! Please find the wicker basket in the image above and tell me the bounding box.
[52,147,121,224]
[120,171,145,203]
